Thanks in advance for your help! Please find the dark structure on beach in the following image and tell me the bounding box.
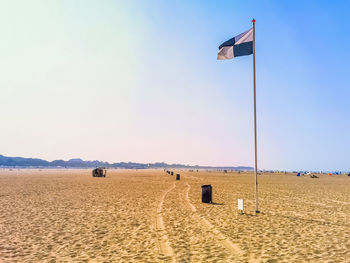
[92,167,106,177]
[201,185,212,203]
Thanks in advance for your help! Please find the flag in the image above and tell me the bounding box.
[217,28,253,60]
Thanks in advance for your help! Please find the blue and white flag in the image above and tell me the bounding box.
[217,28,253,60]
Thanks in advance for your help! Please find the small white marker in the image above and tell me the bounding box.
[238,199,244,214]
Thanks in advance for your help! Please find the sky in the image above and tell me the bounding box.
[0,0,349,171]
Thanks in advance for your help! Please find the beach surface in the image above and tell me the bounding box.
[0,169,349,262]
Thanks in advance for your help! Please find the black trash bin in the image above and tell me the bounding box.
[176,174,180,180]
[201,185,212,203]
[171,171,174,176]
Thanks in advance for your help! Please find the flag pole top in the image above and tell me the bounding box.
[252,19,256,23]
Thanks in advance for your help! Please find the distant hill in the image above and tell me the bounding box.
[0,154,253,170]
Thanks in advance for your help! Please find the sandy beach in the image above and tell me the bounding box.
[0,169,349,262]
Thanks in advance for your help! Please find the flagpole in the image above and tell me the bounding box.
[252,18,259,213]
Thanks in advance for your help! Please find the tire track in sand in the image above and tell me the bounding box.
[185,182,243,257]
[156,182,176,262]
[181,171,204,182]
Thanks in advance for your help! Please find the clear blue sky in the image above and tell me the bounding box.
[0,1,349,171]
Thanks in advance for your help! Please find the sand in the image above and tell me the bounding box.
[0,169,349,262]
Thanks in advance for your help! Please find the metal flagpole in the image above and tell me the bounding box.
[252,18,259,213]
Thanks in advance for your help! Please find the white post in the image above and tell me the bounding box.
[252,19,259,213]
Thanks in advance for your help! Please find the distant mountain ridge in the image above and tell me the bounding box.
[0,154,253,170]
